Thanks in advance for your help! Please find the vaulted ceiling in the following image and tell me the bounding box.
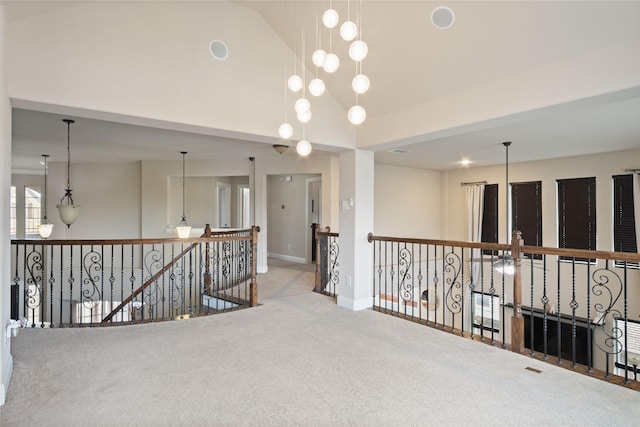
[8,1,640,172]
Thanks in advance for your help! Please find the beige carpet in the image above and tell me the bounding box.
[1,259,639,426]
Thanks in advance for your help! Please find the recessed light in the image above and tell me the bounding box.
[209,40,228,60]
[431,6,455,30]
[459,159,474,167]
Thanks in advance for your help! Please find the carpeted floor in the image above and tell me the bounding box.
[1,259,639,426]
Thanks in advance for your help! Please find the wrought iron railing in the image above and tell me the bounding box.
[314,227,339,297]
[368,231,640,391]
[10,225,259,327]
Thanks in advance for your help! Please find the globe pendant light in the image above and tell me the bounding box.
[176,151,191,238]
[56,119,80,228]
[340,20,358,41]
[322,8,339,29]
[349,40,368,61]
[312,49,327,67]
[294,98,311,114]
[296,139,312,156]
[38,154,53,239]
[287,75,303,92]
[297,109,312,124]
[308,78,325,97]
[322,53,340,73]
[348,105,366,125]
[352,74,370,94]
[278,122,293,139]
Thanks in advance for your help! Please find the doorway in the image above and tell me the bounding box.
[217,182,231,228]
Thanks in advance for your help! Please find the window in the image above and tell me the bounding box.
[24,186,42,239]
[481,184,498,254]
[614,318,640,376]
[557,177,596,262]
[612,174,638,268]
[10,186,17,239]
[511,181,542,259]
[472,291,500,332]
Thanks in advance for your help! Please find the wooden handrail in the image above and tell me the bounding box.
[101,241,199,323]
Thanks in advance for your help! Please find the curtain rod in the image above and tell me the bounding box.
[625,168,640,174]
[460,180,488,186]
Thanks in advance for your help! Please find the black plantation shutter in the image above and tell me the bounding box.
[511,181,542,259]
[481,184,498,255]
[557,177,596,262]
[613,174,638,264]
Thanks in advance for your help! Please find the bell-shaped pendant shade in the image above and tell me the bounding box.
[38,222,54,239]
[57,204,80,228]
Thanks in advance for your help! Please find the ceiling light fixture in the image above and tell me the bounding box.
[495,141,514,275]
[38,154,53,239]
[56,119,80,228]
[273,144,289,154]
[176,151,191,238]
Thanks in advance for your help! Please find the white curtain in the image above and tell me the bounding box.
[466,184,485,276]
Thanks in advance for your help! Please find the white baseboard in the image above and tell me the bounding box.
[337,295,372,311]
[0,353,13,406]
[268,252,306,264]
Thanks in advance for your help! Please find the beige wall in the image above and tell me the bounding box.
[267,174,319,263]
[374,164,441,238]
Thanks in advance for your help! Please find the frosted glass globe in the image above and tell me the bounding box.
[297,110,312,124]
[308,78,325,97]
[294,98,311,114]
[278,122,293,139]
[323,53,340,73]
[340,21,358,41]
[287,75,303,92]
[322,9,339,29]
[348,105,366,125]
[352,74,370,94]
[312,49,327,67]
[349,40,368,61]
[296,139,312,156]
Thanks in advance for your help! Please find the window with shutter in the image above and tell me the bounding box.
[511,181,542,259]
[557,177,596,262]
[612,174,638,268]
[481,184,498,255]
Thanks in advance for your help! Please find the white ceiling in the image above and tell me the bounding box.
[8,1,640,172]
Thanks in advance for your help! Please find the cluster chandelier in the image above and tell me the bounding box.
[277,0,370,155]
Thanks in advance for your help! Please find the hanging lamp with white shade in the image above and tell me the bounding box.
[176,151,192,238]
[56,119,80,228]
[38,154,53,239]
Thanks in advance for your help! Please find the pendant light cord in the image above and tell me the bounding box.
[503,141,511,244]
[181,151,187,222]
[42,155,49,219]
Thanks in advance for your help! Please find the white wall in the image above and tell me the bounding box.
[267,174,318,263]
[255,153,338,273]
[441,148,640,248]
[374,164,441,238]
[5,1,355,150]
[1,4,12,405]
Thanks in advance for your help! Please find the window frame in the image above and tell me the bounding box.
[557,177,597,263]
[511,180,542,259]
[612,174,638,269]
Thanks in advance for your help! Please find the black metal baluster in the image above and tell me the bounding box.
[570,258,578,368]
[586,260,592,373]
[623,264,629,384]
[529,256,535,355]
[556,259,563,365]
[49,245,54,327]
[69,245,74,327]
[130,244,135,324]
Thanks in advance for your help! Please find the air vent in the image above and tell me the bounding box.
[388,148,410,154]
